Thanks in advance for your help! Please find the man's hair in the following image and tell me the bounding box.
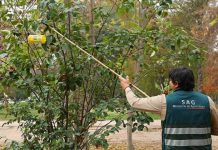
[169,67,195,91]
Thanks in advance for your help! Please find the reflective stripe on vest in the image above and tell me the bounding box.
[165,138,211,146]
[165,127,211,134]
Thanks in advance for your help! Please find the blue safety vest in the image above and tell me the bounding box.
[162,90,212,150]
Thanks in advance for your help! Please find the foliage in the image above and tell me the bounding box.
[120,1,205,95]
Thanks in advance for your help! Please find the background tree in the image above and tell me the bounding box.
[170,0,218,101]
[203,52,218,102]
[170,0,218,93]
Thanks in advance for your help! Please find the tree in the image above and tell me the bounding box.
[170,0,218,92]
[0,0,208,149]
[0,0,153,149]
[203,52,218,101]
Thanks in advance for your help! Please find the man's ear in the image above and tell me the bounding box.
[174,81,179,88]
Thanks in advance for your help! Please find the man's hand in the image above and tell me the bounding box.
[119,75,130,90]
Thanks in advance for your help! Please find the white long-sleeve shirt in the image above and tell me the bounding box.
[125,87,218,135]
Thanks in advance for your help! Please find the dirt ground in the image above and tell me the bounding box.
[1,120,218,150]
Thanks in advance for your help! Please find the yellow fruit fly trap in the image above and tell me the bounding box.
[28,35,46,44]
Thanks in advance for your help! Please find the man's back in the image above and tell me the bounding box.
[162,90,212,150]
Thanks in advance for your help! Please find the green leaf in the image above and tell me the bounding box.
[161,11,168,17]
[75,76,82,87]
[24,18,28,29]
[132,127,137,132]
[0,30,10,35]
[115,120,122,126]
[176,38,181,48]
[138,124,144,131]
[32,22,38,31]
[150,51,156,57]
[166,0,172,4]
[17,0,26,6]
[209,18,218,27]
[171,45,176,51]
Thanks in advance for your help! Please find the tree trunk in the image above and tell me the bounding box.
[197,61,203,92]
[127,109,134,150]
[127,2,145,150]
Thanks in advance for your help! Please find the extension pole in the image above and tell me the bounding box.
[49,26,150,97]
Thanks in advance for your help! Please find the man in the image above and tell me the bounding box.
[119,67,218,150]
